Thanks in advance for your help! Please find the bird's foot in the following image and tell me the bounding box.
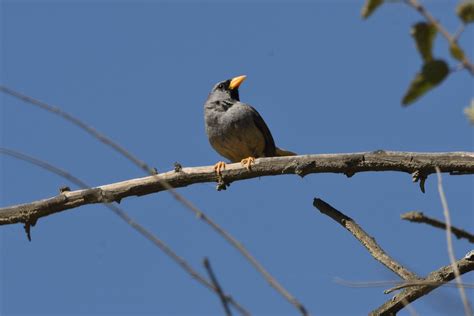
[214,161,227,176]
[213,161,229,191]
[240,157,255,170]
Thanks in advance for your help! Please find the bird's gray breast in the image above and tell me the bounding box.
[205,102,266,162]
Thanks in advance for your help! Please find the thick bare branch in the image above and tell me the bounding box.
[402,211,474,243]
[1,150,472,226]
[313,198,419,281]
[371,251,474,315]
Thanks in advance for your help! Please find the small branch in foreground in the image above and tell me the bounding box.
[401,211,474,243]
[0,148,249,315]
[204,258,233,316]
[1,149,304,316]
[371,250,474,315]
[313,198,419,281]
[436,167,473,316]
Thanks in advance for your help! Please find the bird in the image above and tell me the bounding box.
[204,75,296,176]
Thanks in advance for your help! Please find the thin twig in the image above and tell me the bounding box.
[454,24,466,41]
[401,211,474,243]
[405,0,474,74]
[0,148,250,316]
[1,87,307,315]
[371,251,474,315]
[201,214,309,315]
[333,277,474,293]
[0,85,153,174]
[203,258,233,316]
[385,280,474,294]
[436,167,473,316]
[313,198,419,281]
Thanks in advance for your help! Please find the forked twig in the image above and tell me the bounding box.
[203,258,233,316]
[371,251,474,315]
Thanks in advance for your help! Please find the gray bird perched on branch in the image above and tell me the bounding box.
[204,75,296,175]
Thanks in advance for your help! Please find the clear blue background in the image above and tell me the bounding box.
[1,1,473,315]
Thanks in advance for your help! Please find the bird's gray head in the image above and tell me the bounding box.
[207,75,246,104]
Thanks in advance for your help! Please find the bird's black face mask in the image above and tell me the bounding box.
[209,80,240,102]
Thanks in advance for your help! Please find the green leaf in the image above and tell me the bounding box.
[402,59,450,106]
[457,0,474,24]
[361,0,384,19]
[464,99,474,124]
[411,22,437,61]
[450,41,465,61]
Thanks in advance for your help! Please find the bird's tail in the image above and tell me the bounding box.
[275,147,297,157]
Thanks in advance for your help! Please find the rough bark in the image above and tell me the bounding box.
[1,151,473,225]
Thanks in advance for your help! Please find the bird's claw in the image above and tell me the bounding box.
[240,157,255,170]
[213,161,229,191]
[214,161,226,176]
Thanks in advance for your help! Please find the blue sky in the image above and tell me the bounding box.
[1,1,473,315]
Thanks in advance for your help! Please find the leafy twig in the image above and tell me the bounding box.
[405,0,474,74]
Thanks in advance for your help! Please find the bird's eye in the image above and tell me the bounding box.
[218,83,224,89]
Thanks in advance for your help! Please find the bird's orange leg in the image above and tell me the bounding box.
[214,161,227,176]
[240,157,255,170]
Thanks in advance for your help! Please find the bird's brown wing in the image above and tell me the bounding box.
[246,105,277,157]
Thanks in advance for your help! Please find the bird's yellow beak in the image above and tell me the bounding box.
[229,75,246,90]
